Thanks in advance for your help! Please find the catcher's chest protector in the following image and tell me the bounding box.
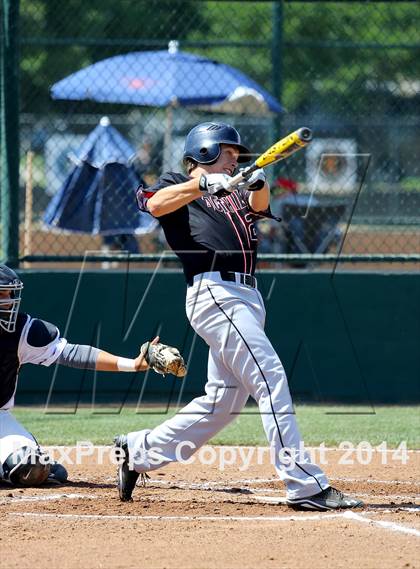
[0,313,27,408]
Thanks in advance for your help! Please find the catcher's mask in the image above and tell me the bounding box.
[183,122,251,167]
[0,264,23,333]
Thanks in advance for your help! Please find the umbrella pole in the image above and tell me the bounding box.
[23,150,34,267]
[162,104,174,173]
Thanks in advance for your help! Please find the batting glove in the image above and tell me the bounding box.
[199,173,233,198]
[238,168,266,191]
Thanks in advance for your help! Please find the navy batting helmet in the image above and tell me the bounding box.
[183,122,251,166]
[0,264,23,333]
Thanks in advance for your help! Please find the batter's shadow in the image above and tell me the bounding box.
[0,480,115,490]
[364,501,419,511]
[57,479,116,490]
[163,483,254,495]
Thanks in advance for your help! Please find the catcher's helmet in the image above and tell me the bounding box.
[183,122,251,166]
[0,264,23,333]
[3,446,50,486]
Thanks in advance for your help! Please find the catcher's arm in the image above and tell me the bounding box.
[56,337,186,376]
[96,336,161,372]
[55,336,161,373]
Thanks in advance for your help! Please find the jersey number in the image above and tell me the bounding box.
[244,213,258,242]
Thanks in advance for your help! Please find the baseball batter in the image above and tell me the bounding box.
[0,264,183,487]
[115,122,363,511]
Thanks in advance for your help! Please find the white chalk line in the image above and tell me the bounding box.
[1,473,415,508]
[343,511,420,537]
[2,483,416,509]
[186,476,420,487]
[8,511,420,537]
[144,478,419,503]
[2,482,416,512]
[145,476,420,492]
[251,496,420,511]
[239,476,420,487]
[5,511,356,523]
[351,493,419,501]
[332,476,420,487]
[0,493,98,504]
[370,508,420,513]
[253,492,418,501]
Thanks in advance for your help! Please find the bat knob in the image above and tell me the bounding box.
[298,127,313,142]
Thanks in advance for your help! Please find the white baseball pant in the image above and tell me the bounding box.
[0,410,38,479]
[127,272,329,499]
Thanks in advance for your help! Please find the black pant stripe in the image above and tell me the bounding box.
[207,285,323,492]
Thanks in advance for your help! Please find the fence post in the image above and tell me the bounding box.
[0,0,20,267]
[271,0,283,178]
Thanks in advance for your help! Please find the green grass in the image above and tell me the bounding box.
[12,405,420,448]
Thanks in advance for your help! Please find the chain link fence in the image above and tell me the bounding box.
[2,0,420,268]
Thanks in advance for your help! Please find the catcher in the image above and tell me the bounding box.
[0,263,185,488]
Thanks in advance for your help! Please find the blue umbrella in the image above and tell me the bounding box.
[70,117,136,168]
[44,117,157,236]
[50,43,283,114]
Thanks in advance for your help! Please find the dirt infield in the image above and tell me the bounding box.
[1,446,419,569]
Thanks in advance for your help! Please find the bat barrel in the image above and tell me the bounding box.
[297,127,313,142]
[227,127,313,189]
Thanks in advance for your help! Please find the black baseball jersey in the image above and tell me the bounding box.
[137,172,277,283]
[0,314,65,409]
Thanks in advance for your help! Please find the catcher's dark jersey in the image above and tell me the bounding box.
[0,313,27,408]
[137,172,276,283]
[0,314,63,409]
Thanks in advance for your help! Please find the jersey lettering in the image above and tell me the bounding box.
[141,172,275,281]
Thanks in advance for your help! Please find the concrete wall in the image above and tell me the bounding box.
[16,270,420,405]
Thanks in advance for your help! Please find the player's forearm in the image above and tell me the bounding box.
[147,179,202,217]
[95,350,125,371]
[248,183,270,212]
[95,350,123,372]
[95,350,147,372]
[56,343,148,372]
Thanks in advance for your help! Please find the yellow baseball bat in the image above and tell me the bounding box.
[227,127,313,189]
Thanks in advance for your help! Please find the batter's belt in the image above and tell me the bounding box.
[188,271,257,289]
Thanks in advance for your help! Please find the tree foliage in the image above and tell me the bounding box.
[20,1,420,115]
[20,0,202,112]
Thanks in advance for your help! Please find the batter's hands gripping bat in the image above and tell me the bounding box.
[227,127,313,190]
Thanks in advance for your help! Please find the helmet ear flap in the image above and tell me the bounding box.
[198,141,222,164]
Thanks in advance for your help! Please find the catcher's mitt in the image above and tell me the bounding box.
[140,342,187,378]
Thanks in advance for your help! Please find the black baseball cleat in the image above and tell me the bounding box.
[286,486,364,511]
[114,434,139,502]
